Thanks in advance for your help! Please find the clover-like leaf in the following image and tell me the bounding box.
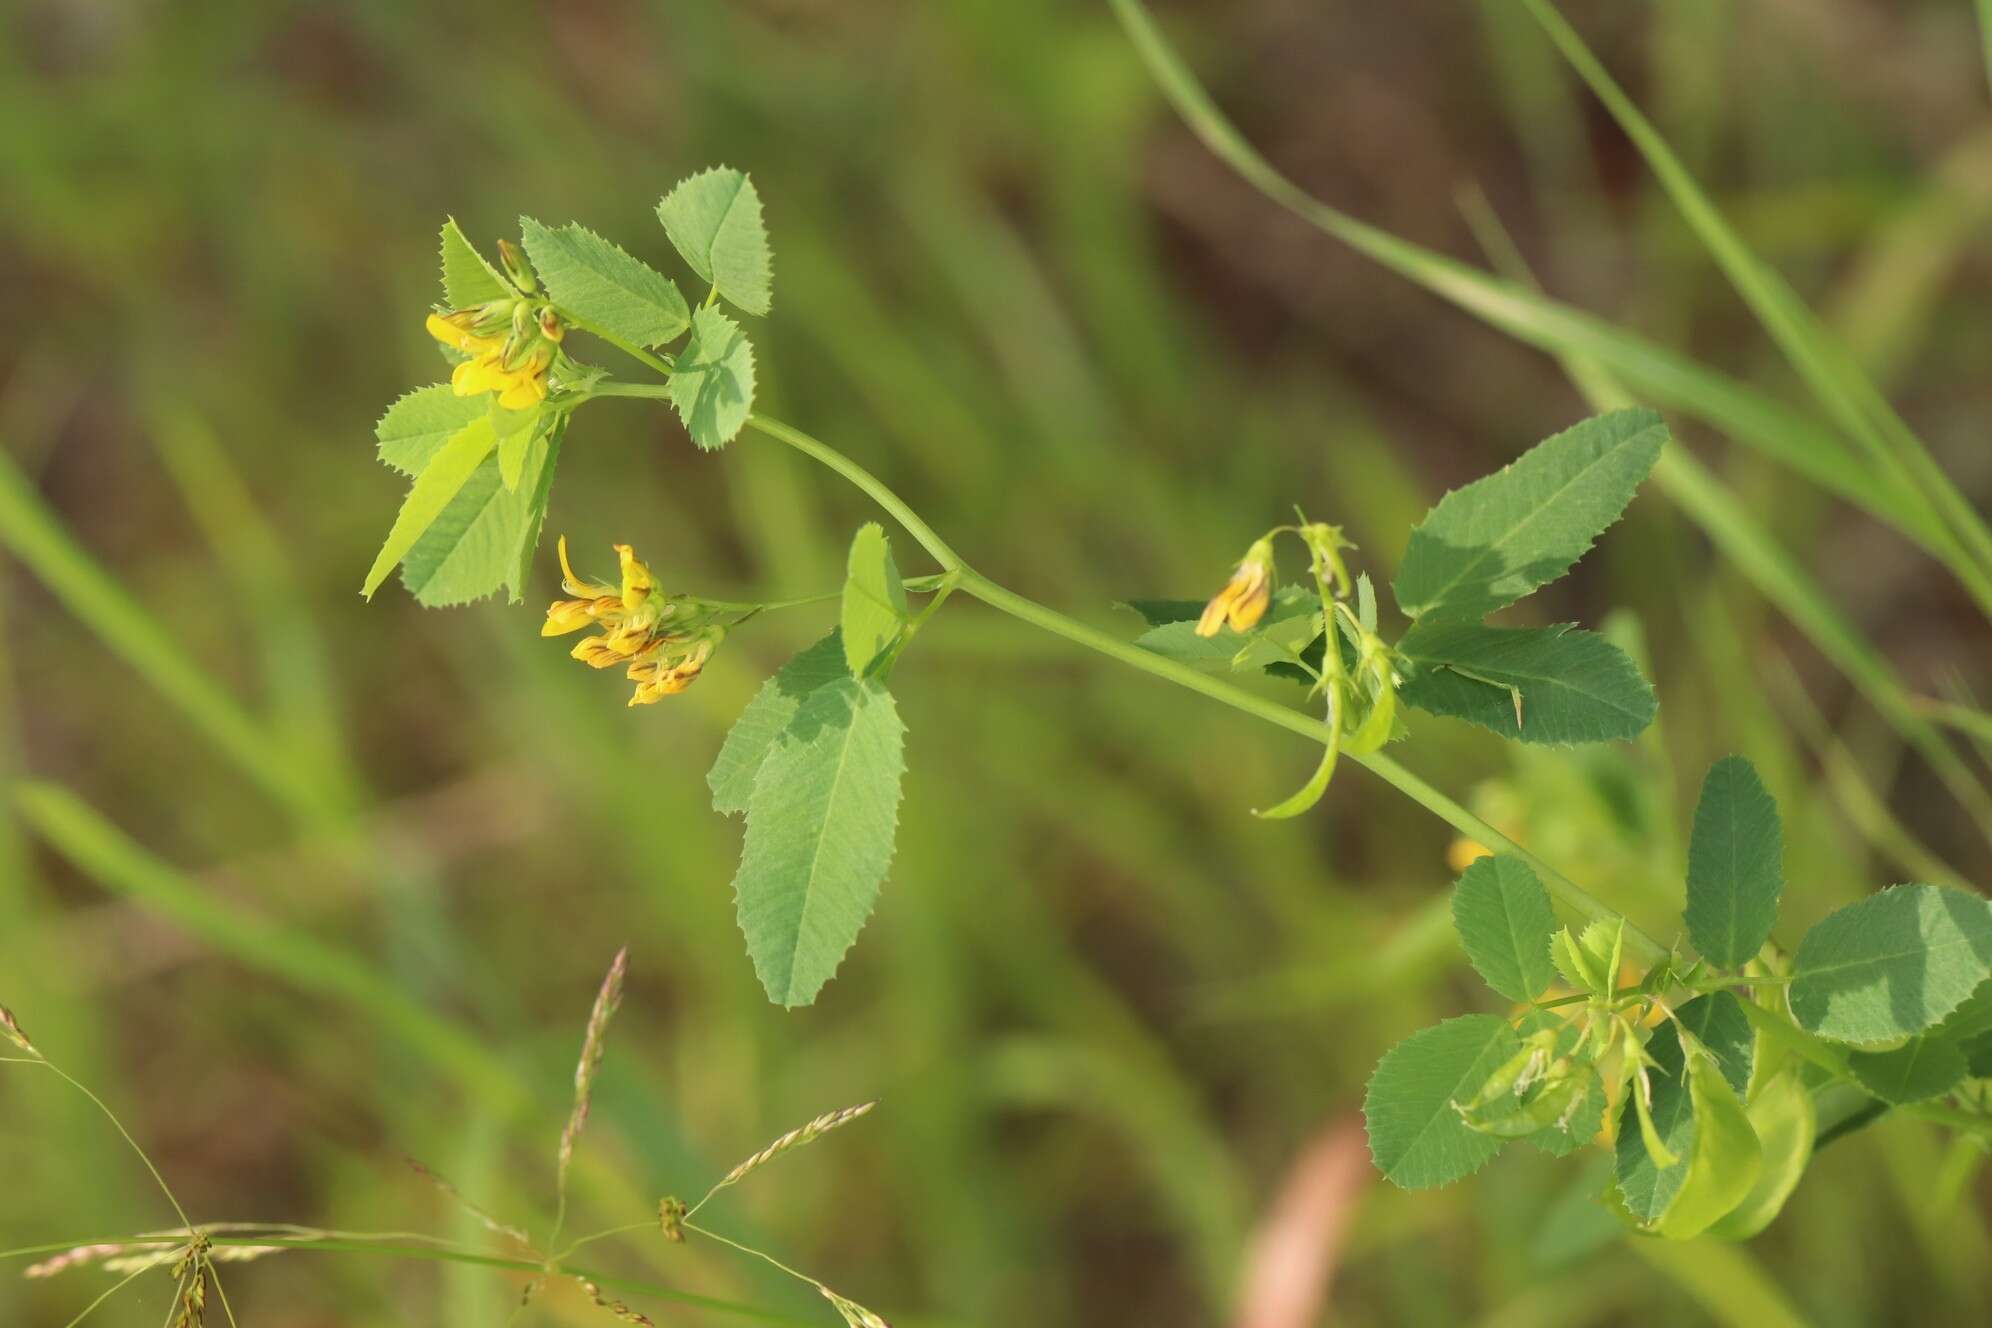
[658,167,772,316]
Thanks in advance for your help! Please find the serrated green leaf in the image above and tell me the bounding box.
[841,523,908,678]
[1614,993,1753,1223]
[1846,1037,1968,1105]
[658,168,772,316]
[708,633,851,816]
[1398,621,1656,745]
[1393,409,1666,623]
[1684,756,1784,969]
[733,677,905,1007]
[1118,598,1206,627]
[1551,927,1602,996]
[1789,884,1992,1044]
[1131,587,1317,673]
[400,423,556,607]
[440,217,512,308]
[362,417,497,599]
[376,385,487,475]
[520,217,690,347]
[1648,1051,1761,1240]
[668,306,756,450]
[1451,854,1558,1003]
[1706,1069,1814,1240]
[1363,1015,1520,1189]
[495,402,542,492]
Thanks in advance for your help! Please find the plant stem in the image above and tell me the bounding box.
[741,412,1664,963]
[746,414,967,573]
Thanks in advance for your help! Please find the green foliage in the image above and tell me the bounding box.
[400,425,558,606]
[1397,622,1655,745]
[1647,1049,1761,1240]
[1846,1038,1969,1105]
[440,217,512,307]
[1450,854,1557,1002]
[1683,756,1785,969]
[1613,993,1752,1225]
[708,633,851,816]
[731,676,907,1007]
[1392,409,1667,623]
[1788,884,1992,1043]
[658,167,773,316]
[375,386,486,475]
[520,218,691,348]
[361,415,498,599]
[841,524,909,678]
[668,306,757,450]
[1363,1015,1520,1189]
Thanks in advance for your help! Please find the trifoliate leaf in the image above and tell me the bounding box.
[399,423,556,606]
[657,167,772,316]
[1397,622,1656,745]
[1363,1015,1520,1190]
[841,523,909,678]
[376,385,486,475]
[1705,1069,1814,1240]
[1683,756,1784,969]
[1613,993,1753,1225]
[733,677,905,1007]
[1789,884,1992,1043]
[1451,854,1558,1003]
[362,416,497,599]
[520,217,691,348]
[1846,1037,1968,1105]
[440,217,512,308]
[1393,409,1667,623]
[668,306,756,450]
[709,633,851,816]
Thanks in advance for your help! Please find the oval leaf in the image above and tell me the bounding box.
[657,167,772,316]
[1451,854,1558,1003]
[1789,884,1992,1044]
[521,217,690,348]
[1684,756,1785,969]
[841,523,908,678]
[1397,622,1656,745]
[1706,1069,1814,1240]
[1363,1015,1520,1190]
[733,677,905,1007]
[668,306,756,450]
[1393,408,1667,623]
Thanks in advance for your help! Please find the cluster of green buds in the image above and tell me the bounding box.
[425,240,568,410]
[543,538,729,706]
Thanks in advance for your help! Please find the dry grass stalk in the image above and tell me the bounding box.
[558,947,629,1197]
[0,1002,38,1056]
[406,1157,534,1248]
[711,1101,876,1196]
[583,1278,657,1325]
[821,1287,892,1328]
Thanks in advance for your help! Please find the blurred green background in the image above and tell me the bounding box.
[3,1,1989,1324]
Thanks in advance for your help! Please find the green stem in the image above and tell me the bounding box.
[682,1220,828,1296]
[24,1059,195,1236]
[746,414,967,573]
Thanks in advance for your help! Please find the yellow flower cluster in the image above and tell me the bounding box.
[542,537,723,705]
[425,299,565,410]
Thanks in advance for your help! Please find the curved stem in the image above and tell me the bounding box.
[745,414,967,574]
[730,411,1664,964]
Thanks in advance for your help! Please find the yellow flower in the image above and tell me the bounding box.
[425,300,562,411]
[1195,537,1275,637]
[542,537,724,705]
